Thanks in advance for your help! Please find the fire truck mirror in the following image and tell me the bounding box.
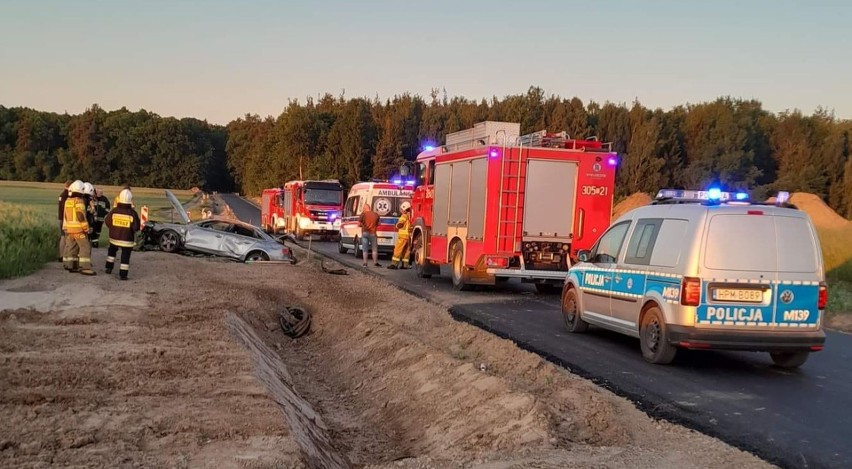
[399,164,411,177]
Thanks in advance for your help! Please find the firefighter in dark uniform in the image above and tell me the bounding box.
[62,180,96,275]
[91,187,111,248]
[104,189,141,280]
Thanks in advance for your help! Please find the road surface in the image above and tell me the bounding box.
[222,193,852,469]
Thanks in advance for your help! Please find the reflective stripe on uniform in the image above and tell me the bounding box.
[120,264,129,270]
[110,239,136,248]
[106,256,115,262]
[79,257,91,263]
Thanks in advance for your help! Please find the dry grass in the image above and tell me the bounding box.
[0,201,56,279]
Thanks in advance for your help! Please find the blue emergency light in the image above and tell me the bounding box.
[655,188,750,203]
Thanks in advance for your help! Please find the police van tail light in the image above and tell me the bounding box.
[818,282,828,310]
[681,277,701,306]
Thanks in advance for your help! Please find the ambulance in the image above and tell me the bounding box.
[562,189,827,368]
[337,181,414,257]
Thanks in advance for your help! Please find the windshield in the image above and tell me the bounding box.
[304,189,342,206]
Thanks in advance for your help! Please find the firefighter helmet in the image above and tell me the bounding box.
[400,201,411,212]
[118,189,133,205]
[68,180,85,195]
[82,182,95,196]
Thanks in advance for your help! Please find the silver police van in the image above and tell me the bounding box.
[562,189,827,368]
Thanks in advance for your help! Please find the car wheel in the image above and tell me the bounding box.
[413,235,432,279]
[451,243,472,291]
[159,230,180,253]
[353,236,362,259]
[535,283,559,294]
[246,251,270,262]
[338,237,348,254]
[561,288,589,333]
[640,307,677,364]
[770,351,810,369]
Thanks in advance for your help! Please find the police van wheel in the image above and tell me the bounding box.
[451,243,473,291]
[337,237,348,254]
[561,288,588,333]
[640,307,677,365]
[159,230,180,253]
[769,351,809,369]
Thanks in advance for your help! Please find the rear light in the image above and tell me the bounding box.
[681,277,701,306]
[810,345,824,352]
[818,282,828,310]
[747,210,764,215]
[485,256,508,268]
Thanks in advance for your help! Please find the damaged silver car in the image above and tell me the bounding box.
[144,190,294,262]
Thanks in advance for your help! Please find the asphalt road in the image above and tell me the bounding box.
[222,193,852,469]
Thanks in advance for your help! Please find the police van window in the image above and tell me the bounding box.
[624,219,662,266]
[649,219,689,267]
[592,221,631,264]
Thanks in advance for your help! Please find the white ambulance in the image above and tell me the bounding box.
[337,181,414,258]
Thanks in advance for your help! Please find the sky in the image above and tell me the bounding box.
[1,0,850,125]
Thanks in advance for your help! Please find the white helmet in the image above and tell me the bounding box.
[400,201,411,212]
[69,180,85,194]
[118,189,133,205]
[82,182,95,196]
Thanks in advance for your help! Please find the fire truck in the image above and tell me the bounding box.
[407,121,617,292]
[337,181,414,257]
[261,180,344,239]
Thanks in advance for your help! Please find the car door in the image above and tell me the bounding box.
[220,224,261,259]
[184,221,230,254]
[612,219,662,330]
[580,221,631,323]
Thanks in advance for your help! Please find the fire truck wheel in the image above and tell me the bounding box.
[450,243,473,291]
[561,288,588,333]
[413,236,431,278]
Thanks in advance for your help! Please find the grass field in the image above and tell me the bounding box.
[0,181,196,279]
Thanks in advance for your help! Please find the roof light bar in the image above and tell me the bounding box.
[655,189,750,202]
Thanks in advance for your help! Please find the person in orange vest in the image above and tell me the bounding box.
[57,180,72,262]
[62,180,96,275]
[388,201,412,270]
[104,189,141,280]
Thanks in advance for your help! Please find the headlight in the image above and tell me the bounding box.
[298,217,311,229]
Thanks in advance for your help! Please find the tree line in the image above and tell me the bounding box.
[2,86,851,216]
[0,104,230,190]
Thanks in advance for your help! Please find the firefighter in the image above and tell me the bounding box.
[104,189,141,280]
[57,180,72,262]
[62,180,96,275]
[114,184,133,208]
[388,201,412,270]
[91,187,111,248]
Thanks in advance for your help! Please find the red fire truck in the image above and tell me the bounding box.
[407,121,617,292]
[261,180,344,239]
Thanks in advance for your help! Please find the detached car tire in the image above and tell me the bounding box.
[159,230,180,253]
[640,306,677,365]
[770,351,809,369]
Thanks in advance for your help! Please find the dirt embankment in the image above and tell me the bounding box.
[1,245,771,468]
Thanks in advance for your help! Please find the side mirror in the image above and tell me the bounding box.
[399,165,410,177]
[577,250,591,263]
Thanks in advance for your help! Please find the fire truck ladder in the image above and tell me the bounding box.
[497,142,525,254]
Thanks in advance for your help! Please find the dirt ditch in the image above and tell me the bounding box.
[1,243,773,468]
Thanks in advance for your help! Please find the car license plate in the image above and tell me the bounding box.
[379,237,394,245]
[712,288,764,303]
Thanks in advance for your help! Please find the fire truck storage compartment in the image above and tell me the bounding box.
[431,158,488,238]
[523,159,578,240]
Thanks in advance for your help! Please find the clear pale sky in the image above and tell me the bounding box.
[1,0,850,125]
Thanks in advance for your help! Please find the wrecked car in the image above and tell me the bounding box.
[143,190,294,262]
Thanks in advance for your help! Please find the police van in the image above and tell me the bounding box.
[562,189,827,368]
